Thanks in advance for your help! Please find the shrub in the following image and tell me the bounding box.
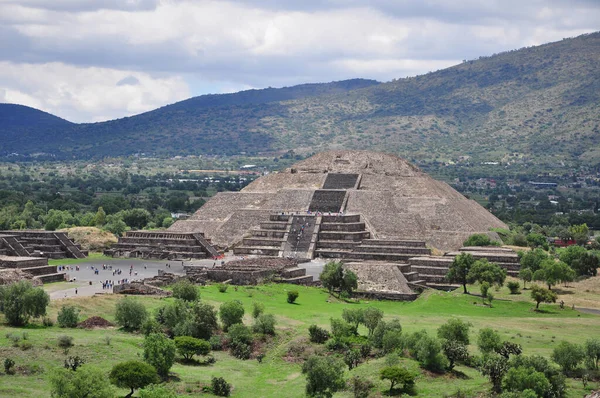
[464,233,499,247]
[49,367,114,398]
[174,336,211,360]
[302,355,346,398]
[109,360,159,397]
[585,338,600,370]
[362,307,383,337]
[228,324,253,360]
[20,341,33,351]
[382,330,403,354]
[477,328,502,354]
[209,335,225,351]
[552,341,585,372]
[172,279,199,302]
[530,285,557,310]
[217,283,228,293]
[344,348,361,370]
[252,302,264,319]
[287,290,299,304]
[64,356,85,371]
[57,335,74,349]
[138,384,177,398]
[330,318,354,339]
[380,366,416,395]
[43,317,54,327]
[0,280,50,326]
[442,340,469,370]
[252,313,276,335]
[348,376,374,398]
[4,358,15,375]
[115,297,148,331]
[211,376,231,397]
[507,281,521,294]
[143,333,176,379]
[308,324,330,343]
[320,261,358,296]
[219,300,244,331]
[57,305,80,328]
[479,354,509,394]
[437,318,471,345]
[502,366,552,397]
[371,319,402,349]
[412,333,447,372]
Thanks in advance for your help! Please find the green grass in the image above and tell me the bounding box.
[0,283,599,397]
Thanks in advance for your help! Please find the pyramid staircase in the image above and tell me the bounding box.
[0,255,65,283]
[106,231,219,260]
[0,231,88,259]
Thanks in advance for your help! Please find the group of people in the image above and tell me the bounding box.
[101,279,129,290]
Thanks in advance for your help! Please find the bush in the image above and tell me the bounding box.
[109,360,159,397]
[308,324,330,343]
[217,283,228,293]
[371,319,402,349]
[412,333,448,372]
[380,366,416,395]
[252,302,264,319]
[57,335,74,349]
[530,284,558,310]
[477,328,502,354]
[172,279,199,302]
[437,318,471,345]
[20,341,33,351]
[0,280,50,326]
[228,324,253,360]
[219,300,244,331]
[585,338,600,370]
[115,297,148,331]
[57,305,80,328]
[64,356,85,371]
[252,313,276,335]
[143,333,176,379]
[174,336,211,360]
[43,317,54,327]
[349,376,374,398]
[209,335,225,351]
[211,376,231,397]
[49,367,114,398]
[442,340,469,370]
[302,355,346,398]
[502,366,552,397]
[330,318,354,339]
[4,358,15,375]
[287,290,299,304]
[138,384,177,398]
[382,330,403,354]
[552,341,585,372]
[362,307,384,337]
[464,233,499,247]
[507,281,521,294]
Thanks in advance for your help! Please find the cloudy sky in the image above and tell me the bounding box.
[0,0,598,123]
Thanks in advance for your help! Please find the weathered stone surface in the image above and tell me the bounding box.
[113,282,171,296]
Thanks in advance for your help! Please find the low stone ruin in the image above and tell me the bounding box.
[0,268,41,286]
[141,270,187,287]
[78,316,114,329]
[113,282,171,296]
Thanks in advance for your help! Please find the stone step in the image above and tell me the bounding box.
[321,214,361,223]
[348,252,415,262]
[269,214,292,222]
[241,238,285,247]
[119,237,198,245]
[233,246,281,256]
[319,222,365,232]
[397,264,411,273]
[419,274,447,283]
[280,275,313,284]
[409,257,454,267]
[447,251,520,264]
[363,239,427,248]
[21,265,58,276]
[316,240,359,250]
[411,265,450,276]
[318,231,371,241]
[425,282,461,291]
[251,229,286,239]
[281,267,307,278]
[354,245,430,255]
[33,273,66,284]
[402,271,421,282]
[113,243,206,252]
[259,222,288,230]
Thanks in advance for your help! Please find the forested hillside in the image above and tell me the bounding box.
[1,32,600,164]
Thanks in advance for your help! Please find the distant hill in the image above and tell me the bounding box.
[1,32,600,164]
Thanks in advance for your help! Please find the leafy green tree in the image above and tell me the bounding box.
[49,367,114,398]
[477,328,502,354]
[57,305,80,328]
[533,260,574,290]
[446,253,476,294]
[0,280,50,326]
[519,249,549,273]
[584,338,600,370]
[570,252,599,277]
[551,341,585,372]
[463,233,499,246]
[437,318,472,345]
[115,297,148,331]
[467,259,506,287]
[479,354,509,394]
[341,308,364,335]
[382,330,403,354]
[519,268,533,289]
[530,285,557,310]
[252,313,276,335]
[510,355,567,397]
[252,302,264,319]
[143,333,176,379]
[330,318,355,339]
[320,261,358,296]
[502,366,551,397]
[219,300,244,331]
[94,206,106,226]
[174,336,211,361]
[442,339,469,370]
[211,376,231,397]
[109,361,159,398]
[558,245,587,267]
[343,349,361,370]
[362,307,383,337]
[526,232,549,249]
[172,279,199,302]
[104,213,128,236]
[371,319,402,349]
[302,355,346,398]
[411,332,447,372]
[568,223,589,245]
[348,376,374,398]
[121,208,151,229]
[308,325,330,344]
[379,366,415,395]
[174,301,219,340]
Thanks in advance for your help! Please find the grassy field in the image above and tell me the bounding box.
[0,283,599,397]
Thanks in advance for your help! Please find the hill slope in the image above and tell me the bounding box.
[1,32,600,164]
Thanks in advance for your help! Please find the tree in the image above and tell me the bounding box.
[519,268,533,289]
[227,323,253,360]
[94,206,106,226]
[568,223,589,245]
[437,318,472,345]
[143,333,176,379]
[49,367,114,398]
[57,305,80,328]
[380,366,416,395]
[463,233,498,247]
[519,249,548,273]
[252,313,276,335]
[104,213,128,236]
[571,252,599,277]
[446,253,476,294]
[219,300,244,331]
[172,279,199,302]
[320,261,358,296]
[502,366,552,397]
[287,290,299,304]
[526,232,548,249]
[362,307,383,337]
[115,297,148,331]
[109,361,159,398]
[477,328,502,354]
[585,338,600,370]
[342,308,364,335]
[0,280,50,326]
[558,244,587,267]
[121,208,151,229]
[552,341,585,372]
[174,336,211,361]
[211,376,231,397]
[308,325,330,344]
[479,354,509,394]
[302,355,346,398]
[533,259,574,290]
[442,339,469,370]
[348,376,374,398]
[467,259,506,287]
[187,301,219,340]
[343,349,361,370]
[411,333,448,372]
[530,285,557,310]
[252,302,264,319]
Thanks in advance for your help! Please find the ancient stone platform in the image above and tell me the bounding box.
[105,231,219,260]
[0,231,87,259]
[0,255,65,284]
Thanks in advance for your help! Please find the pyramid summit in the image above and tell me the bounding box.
[169,150,506,252]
